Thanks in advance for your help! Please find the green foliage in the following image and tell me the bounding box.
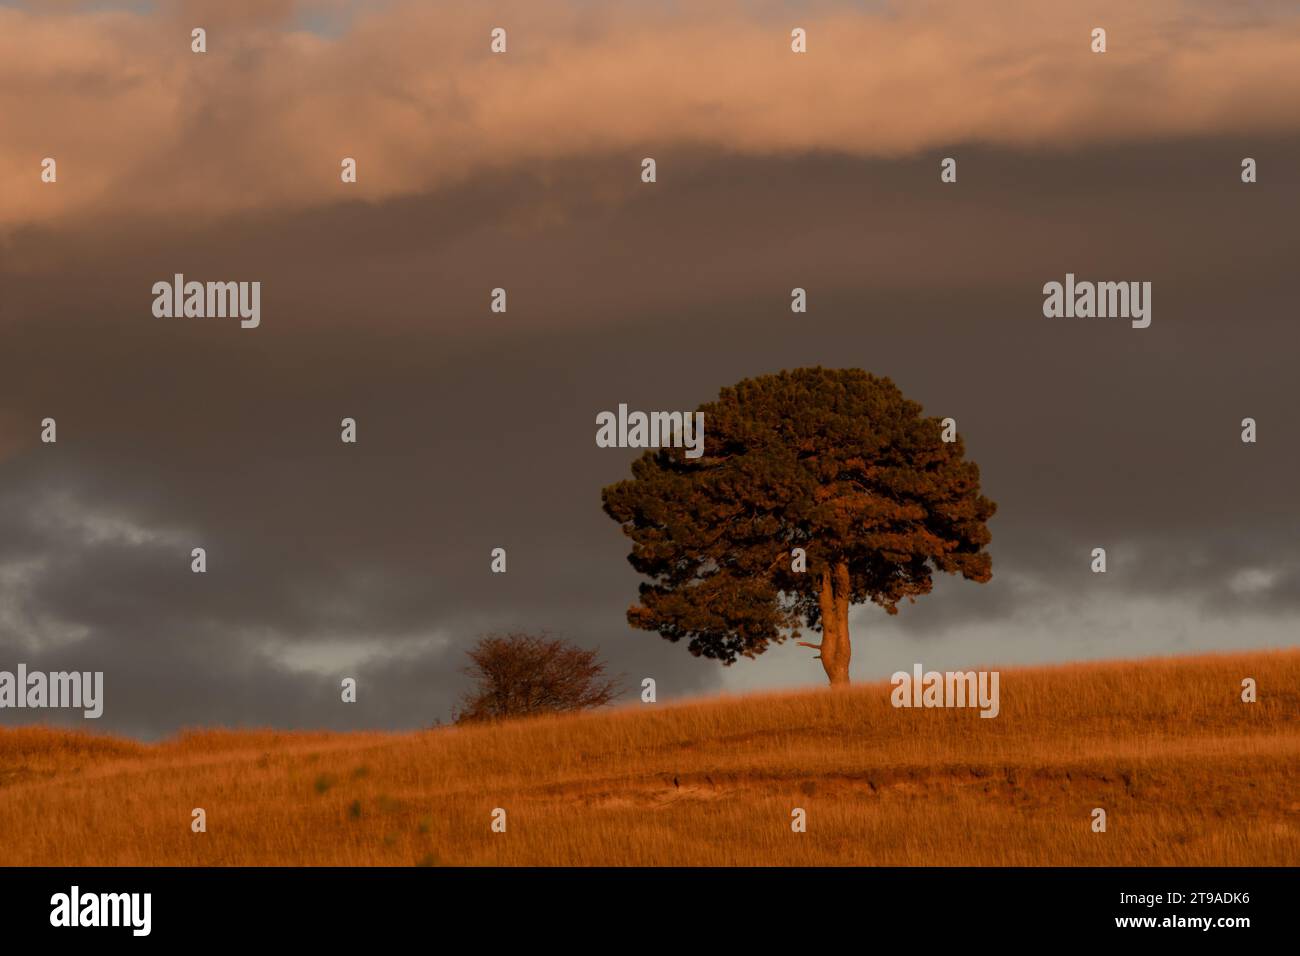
[602,367,996,669]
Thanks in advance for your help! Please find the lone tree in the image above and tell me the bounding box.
[455,632,625,723]
[601,367,996,686]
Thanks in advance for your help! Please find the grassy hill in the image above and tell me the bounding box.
[1,650,1297,865]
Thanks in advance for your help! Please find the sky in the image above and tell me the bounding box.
[1,0,1298,736]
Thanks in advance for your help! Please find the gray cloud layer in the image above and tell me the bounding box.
[2,122,1298,732]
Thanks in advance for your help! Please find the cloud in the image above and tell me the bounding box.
[3,0,1300,229]
[1,5,1298,735]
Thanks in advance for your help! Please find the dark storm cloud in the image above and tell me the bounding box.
[2,131,1299,734]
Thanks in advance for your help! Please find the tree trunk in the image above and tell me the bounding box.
[816,562,852,686]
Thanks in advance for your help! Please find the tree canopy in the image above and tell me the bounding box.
[455,632,625,723]
[601,367,996,685]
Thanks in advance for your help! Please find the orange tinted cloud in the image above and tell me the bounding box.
[3,0,1299,229]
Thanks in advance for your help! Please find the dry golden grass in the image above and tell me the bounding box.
[1,650,1298,866]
